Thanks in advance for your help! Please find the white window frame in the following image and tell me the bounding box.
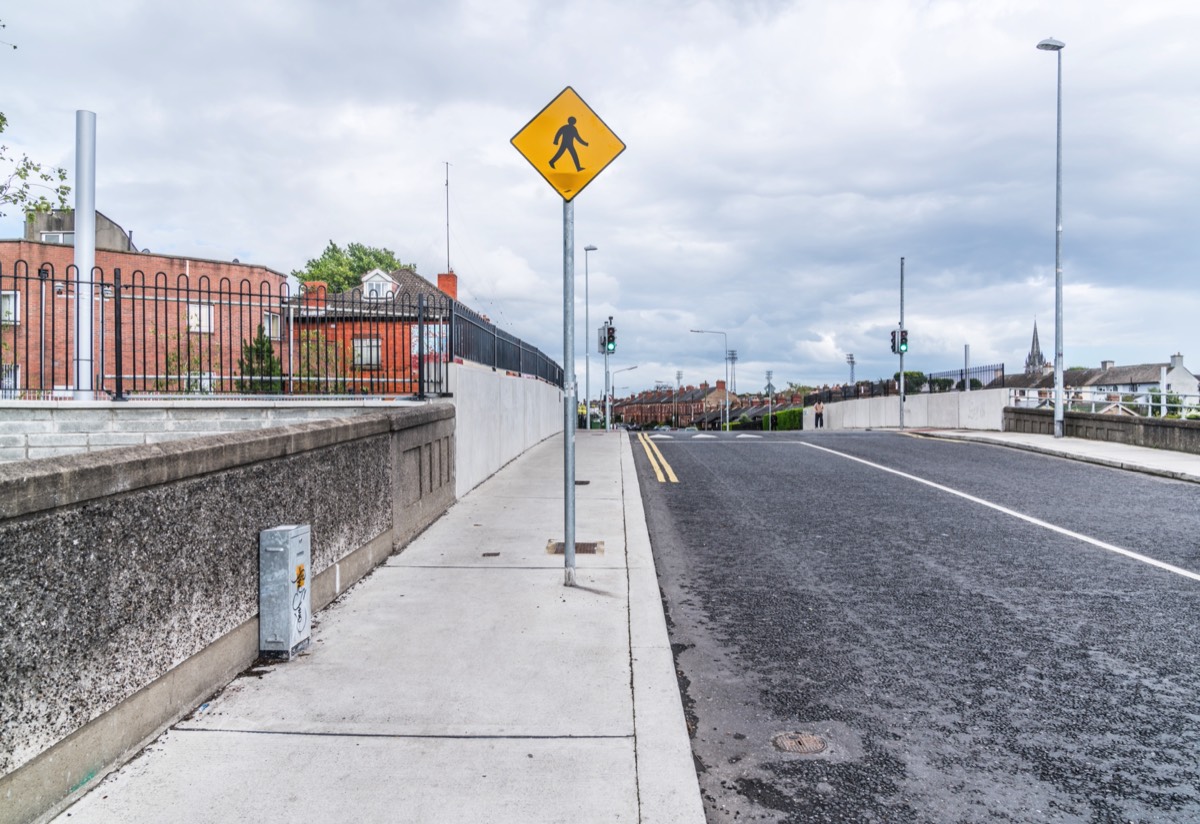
[263,311,282,340]
[187,302,213,334]
[352,337,382,370]
[0,291,18,325]
[40,231,75,245]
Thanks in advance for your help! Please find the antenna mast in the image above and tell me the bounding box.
[444,161,451,273]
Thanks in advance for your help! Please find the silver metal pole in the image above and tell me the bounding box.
[584,245,595,431]
[74,110,97,400]
[723,334,729,430]
[1053,46,1065,438]
[585,252,590,432]
[964,344,971,392]
[899,256,905,430]
[562,199,577,587]
[604,351,611,431]
[1160,365,1167,417]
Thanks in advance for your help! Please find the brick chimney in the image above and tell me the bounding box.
[302,281,328,307]
[1100,360,1115,370]
[437,271,458,300]
[1171,353,1185,369]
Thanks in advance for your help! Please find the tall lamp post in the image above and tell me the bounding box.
[1038,36,1066,438]
[610,365,638,430]
[583,244,597,430]
[690,329,729,430]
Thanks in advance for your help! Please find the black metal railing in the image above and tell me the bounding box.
[450,299,563,387]
[1,259,562,400]
[926,363,1006,392]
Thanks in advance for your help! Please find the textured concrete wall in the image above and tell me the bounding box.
[0,405,454,824]
[808,389,1007,431]
[0,400,423,463]
[1004,407,1200,454]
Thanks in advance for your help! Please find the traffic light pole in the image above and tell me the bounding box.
[604,348,611,431]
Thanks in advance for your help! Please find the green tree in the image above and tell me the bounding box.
[1,112,71,218]
[291,241,412,294]
[894,371,928,392]
[237,324,283,393]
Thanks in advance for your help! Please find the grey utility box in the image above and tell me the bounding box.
[259,524,312,659]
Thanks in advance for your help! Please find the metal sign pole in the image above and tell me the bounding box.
[562,199,577,587]
[899,256,906,431]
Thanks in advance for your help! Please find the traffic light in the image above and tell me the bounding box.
[890,330,898,354]
[605,325,617,353]
[899,329,909,353]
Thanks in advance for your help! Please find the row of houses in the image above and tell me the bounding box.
[612,380,808,429]
[1,211,471,398]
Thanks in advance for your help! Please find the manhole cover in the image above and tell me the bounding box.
[772,732,827,754]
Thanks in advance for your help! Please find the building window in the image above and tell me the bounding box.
[0,291,18,325]
[187,302,213,333]
[263,311,282,340]
[40,231,75,245]
[1,363,17,398]
[353,337,382,369]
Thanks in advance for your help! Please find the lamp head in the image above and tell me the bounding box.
[1037,37,1065,51]
[584,244,597,252]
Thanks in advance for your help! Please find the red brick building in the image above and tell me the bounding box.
[1,236,287,397]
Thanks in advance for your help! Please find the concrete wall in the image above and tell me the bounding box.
[1005,407,1200,454]
[448,361,563,497]
[0,407,455,824]
[807,388,1007,431]
[0,400,423,463]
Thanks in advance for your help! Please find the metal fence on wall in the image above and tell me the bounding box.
[0,259,563,400]
[926,363,1006,392]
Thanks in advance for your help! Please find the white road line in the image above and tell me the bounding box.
[802,441,1200,583]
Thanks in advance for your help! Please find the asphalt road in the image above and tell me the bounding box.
[632,430,1200,823]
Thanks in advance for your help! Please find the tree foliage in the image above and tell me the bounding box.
[0,112,71,219]
[291,241,412,294]
[766,408,804,431]
[237,324,283,393]
[894,371,928,392]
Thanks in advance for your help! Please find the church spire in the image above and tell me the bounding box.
[1024,320,1048,375]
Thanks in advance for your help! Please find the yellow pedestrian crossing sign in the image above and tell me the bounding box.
[511,87,625,201]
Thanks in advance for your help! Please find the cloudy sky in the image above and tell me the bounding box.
[3,0,1199,397]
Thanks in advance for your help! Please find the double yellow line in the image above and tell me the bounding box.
[637,432,679,483]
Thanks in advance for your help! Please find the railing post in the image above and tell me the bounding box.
[113,268,124,401]
[417,293,426,399]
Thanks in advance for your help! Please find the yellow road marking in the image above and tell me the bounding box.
[637,433,679,483]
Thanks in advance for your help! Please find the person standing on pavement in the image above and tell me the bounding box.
[814,401,825,429]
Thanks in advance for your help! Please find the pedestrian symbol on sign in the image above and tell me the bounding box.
[550,117,588,172]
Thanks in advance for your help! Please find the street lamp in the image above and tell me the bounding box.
[583,244,597,430]
[690,329,729,430]
[1038,36,1065,438]
[610,364,638,430]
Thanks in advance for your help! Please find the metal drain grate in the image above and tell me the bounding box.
[772,732,827,754]
[547,541,604,555]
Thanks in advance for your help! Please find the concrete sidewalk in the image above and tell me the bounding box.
[922,429,1200,483]
[51,432,704,824]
